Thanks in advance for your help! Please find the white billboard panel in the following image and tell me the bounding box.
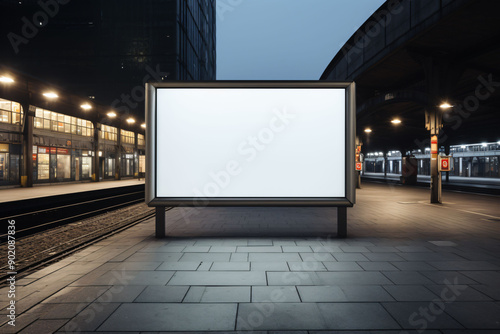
[146,82,355,207]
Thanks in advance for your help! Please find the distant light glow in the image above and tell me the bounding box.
[461,145,466,149]
[482,143,488,147]
[440,102,453,109]
[391,119,402,124]
[0,76,14,83]
[107,111,117,118]
[43,92,58,99]
[141,123,146,129]
[80,103,92,110]
[425,147,430,151]
[364,128,372,133]
[126,118,135,124]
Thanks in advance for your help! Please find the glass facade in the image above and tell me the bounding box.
[34,108,94,136]
[101,125,118,141]
[121,129,135,145]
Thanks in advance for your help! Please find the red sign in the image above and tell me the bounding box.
[57,148,69,155]
[355,162,363,171]
[440,157,450,171]
[32,154,37,161]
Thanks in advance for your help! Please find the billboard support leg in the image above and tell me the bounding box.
[337,207,347,238]
[155,207,166,238]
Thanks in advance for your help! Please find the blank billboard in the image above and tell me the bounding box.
[146,82,355,207]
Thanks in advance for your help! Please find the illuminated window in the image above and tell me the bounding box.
[120,129,135,145]
[138,133,145,146]
[33,106,93,136]
[101,125,117,141]
[0,98,23,125]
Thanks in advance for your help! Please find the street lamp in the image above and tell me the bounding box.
[391,118,402,125]
[43,92,58,99]
[126,117,135,124]
[439,102,453,109]
[141,123,146,129]
[0,76,14,83]
[81,103,92,110]
[107,111,117,118]
[364,128,372,133]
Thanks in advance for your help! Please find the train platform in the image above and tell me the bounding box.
[1,182,499,333]
[0,179,145,204]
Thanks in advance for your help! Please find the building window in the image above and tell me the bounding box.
[34,107,93,136]
[137,133,145,146]
[101,125,117,141]
[120,129,135,145]
[0,98,23,125]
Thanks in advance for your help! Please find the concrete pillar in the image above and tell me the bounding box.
[92,122,100,182]
[445,144,450,182]
[428,110,442,204]
[115,129,121,180]
[21,104,34,187]
[384,152,388,178]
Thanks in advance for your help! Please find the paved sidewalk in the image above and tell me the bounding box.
[1,182,499,333]
[0,179,144,204]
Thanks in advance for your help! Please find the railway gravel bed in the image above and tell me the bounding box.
[0,202,155,279]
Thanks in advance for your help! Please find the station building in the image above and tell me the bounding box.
[0,68,145,187]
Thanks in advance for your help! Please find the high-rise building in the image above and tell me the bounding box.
[0,0,216,117]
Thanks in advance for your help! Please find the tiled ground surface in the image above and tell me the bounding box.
[1,182,499,333]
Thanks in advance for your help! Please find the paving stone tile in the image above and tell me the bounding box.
[179,253,231,262]
[322,262,364,271]
[444,302,500,329]
[282,246,313,252]
[252,286,301,302]
[272,240,299,246]
[43,286,109,303]
[299,252,336,262]
[110,261,162,270]
[96,285,146,303]
[382,271,434,285]
[31,302,87,319]
[249,253,302,262]
[391,261,437,271]
[91,270,174,285]
[311,245,342,253]
[248,239,273,246]
[267,271,322,285]
[98,303,237,331]
[251,262,289,271]
[420,271,479,285]
[471,285,500,300]
[339,246,370,253]
[209,246,237,252]
[168,271,267,285]
[288,261,326,271]
[63,302,121,332]
[398,252,464,261]
[383,285,438,301]
[182,246,210,252]
[134,286,189,302]
[237,303,327,330]
[156,261,201,271]
[316,272,394,285]
[298,285,394,302]
[396,246,433,252]
[426,284,491,301]
[230,253,248,262]
[237,246,283,252]
[429,261,500,271]
[382,302,463,330]
[358,261,399,271]
[139,245,185,253]
[366,246,400,252]
[184,286,250,302]
[333,253,370,262]
[17,319,66,334]
[197,262,213,270]
[125,252,183,262]
[363,253,405,262]
[460,271,500,285]
[318,303,400,329]
[210,262,250,271]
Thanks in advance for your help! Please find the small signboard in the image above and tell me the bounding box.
[355,162,362,171]
[439,156,452,172]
